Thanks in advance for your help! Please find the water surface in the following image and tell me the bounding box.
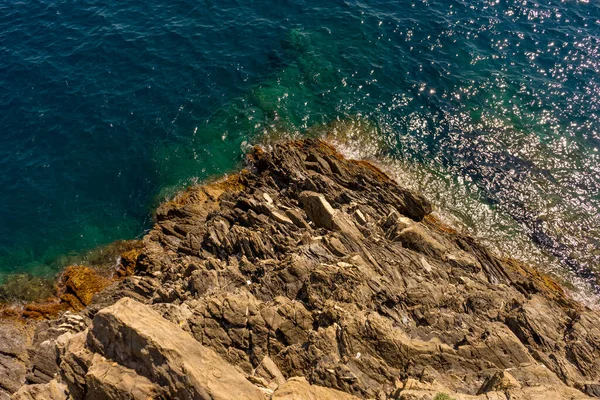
[1,0,599,300]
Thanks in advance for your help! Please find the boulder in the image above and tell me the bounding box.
[87,297,266,400]
[299,191,338,230]
[299,191,361,238]
[10,380,67,400]
[393,224,447,256]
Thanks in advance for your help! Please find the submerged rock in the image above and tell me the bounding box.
[2,139,599,399]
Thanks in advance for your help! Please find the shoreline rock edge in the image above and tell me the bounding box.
[2,139,599,400]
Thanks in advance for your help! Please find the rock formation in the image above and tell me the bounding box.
[1,139,599,399]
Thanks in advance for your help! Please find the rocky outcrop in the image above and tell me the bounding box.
[13,297,358,400]
[0,320,32,399]
[88,297,266,399]
[3,139,600,399]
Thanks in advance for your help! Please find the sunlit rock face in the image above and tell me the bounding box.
[3,140,600,400]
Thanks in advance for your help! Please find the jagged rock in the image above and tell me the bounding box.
[398,376,590,400]
[299,191,339,230]
[477,370,521,394]
[255,356,286,386]
[299,191,361,239]
[285,209,311,229]
[3,139,600,400]
[271,210,295,226]
[10,380,67,400]
[353,209,367,226]
[25,312,90,385]
[0,354,27,396]
[88,297,266,400]
[393,224,446,256]
[0,321,31,361]
[0,321,31,398]
[58,331,93,399]
[443,250,482,272]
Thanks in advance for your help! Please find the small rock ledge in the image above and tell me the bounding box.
[2,139,600,399]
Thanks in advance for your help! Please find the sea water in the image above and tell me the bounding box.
[1,0,599,300]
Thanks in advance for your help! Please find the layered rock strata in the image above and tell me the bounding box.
[2,139,600,400]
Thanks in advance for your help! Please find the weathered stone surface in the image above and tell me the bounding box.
[394,224,446,256]
[299,191,362,239]
[25,312,90,385]
[0,354,27,395]
[477,370,521,394]
[0,321,31,361]
[398,375,591,400]
[10,380,67,400]
[255,356,286,386]
[272,377,361,400]
[3,139,600,400]
[85,354,165,400]
[299,191,338,230]
[0,321,31,397]
[88,297,266,400]
[58,331,93,399]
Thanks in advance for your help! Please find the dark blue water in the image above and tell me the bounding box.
[1,0,600,298]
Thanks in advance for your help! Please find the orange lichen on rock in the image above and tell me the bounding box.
[22,299,71,320]
[203,174,245,200]
[0,303,24,320]
[116,247,143,278]
[500,257,575,308]
[348,159,392,183]
[1,265,114,320]
[59,265,111,309]
[157,174,246,219]
[424,214,460,235]
[248,145,265,162]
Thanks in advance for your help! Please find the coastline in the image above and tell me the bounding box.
[2,119,597,310]
[2,139,600,399]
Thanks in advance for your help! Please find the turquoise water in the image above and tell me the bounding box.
[1,0,600,296]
